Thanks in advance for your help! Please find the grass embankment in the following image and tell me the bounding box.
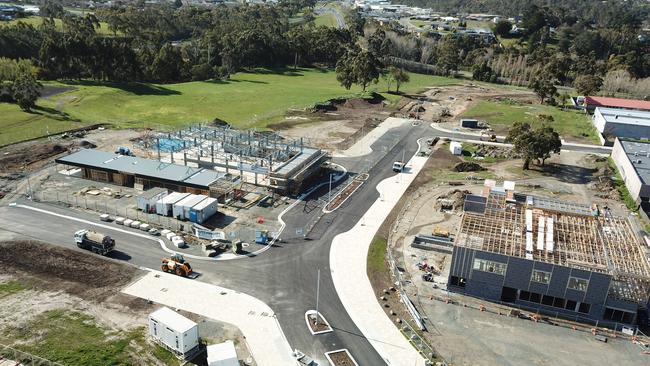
[460,99,600,144]
[368,236,388,279]
[0,68,462,146]
[609,158,638,211]
[3,16,115,35]
[0,280,24,298]
[3,309,176,366]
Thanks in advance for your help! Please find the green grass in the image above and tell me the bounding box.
[314,13,337,27]
[432,170,497,182]
[609,158,638,211]
[368,236,388,276]
[0,280,24,298]
[152,344,178,366]
[0,68,463,146]
[3,16,115,35]
[460,142,505,163]
[460,99,600,144]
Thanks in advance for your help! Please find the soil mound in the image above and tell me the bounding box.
[454,162,486,172]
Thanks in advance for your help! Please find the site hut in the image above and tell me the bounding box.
[137,187,169,213]
[148,307,200,360]
[449,141,462,155]
[172,194,207,221]
[611,138,650,204]
[583,96,650,114]
[55,149,228,197]
[189,197,218,224]
[207,340,239,366]
[460,118,479,128]
[592,107,650,145]
[156,192,190,216]
[448,180,650,329]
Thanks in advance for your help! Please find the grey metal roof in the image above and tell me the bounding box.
[619,140,650,185]
[140,187,168,200]
[57,149,224,188]
[272,147,321,176]
[597,107,650,126]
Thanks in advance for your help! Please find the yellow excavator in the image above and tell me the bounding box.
[161,254,195,278]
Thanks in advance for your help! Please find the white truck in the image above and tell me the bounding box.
[74,229,115,256]
[392,161,405,172]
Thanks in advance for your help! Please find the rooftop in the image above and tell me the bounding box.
[56,149,225,188]
[618,139,650,185]
[456,186,650,304]
[585,96,650,112]
[149,307,196,333]
[596,107,650,126]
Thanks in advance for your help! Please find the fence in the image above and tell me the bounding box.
[0,344,63,366]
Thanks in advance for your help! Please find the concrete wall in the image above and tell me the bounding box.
[448,246,639,325]
[611,139,648,202]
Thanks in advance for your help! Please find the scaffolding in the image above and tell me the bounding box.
[455,191,650,305]
[139,124,328,194]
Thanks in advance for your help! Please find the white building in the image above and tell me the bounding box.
[611,138,650,203]
[149,307,199,359]
[593,107,650,144]
[172,194,207,220]
[156,192,190,216]
[207,340,239,366]
[450,141,462,155]
[137,187,168,213]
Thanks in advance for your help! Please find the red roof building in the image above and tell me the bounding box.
[584,96,650,112]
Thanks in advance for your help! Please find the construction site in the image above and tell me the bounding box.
[140,124,328,196]
[449,180,650,328]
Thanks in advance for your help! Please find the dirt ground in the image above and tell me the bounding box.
[0,240,254,366]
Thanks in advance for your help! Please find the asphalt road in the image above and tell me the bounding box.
[0,120,430,365]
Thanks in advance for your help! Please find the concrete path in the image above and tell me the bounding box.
[330,139,429,366]
[122,270,295,366]
[334,117,411,157]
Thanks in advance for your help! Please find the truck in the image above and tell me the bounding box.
[392,161,405,172]
[74,229,115,255]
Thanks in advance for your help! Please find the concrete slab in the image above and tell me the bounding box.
[330,139,429,366]
[122,270,295,366]
[334,117,411,157]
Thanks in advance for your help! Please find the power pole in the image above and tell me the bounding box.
[315,269,320,325]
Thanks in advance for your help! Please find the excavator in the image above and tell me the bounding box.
[161,254,196,278]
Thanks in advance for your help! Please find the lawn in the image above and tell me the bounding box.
[0,68,463,146]
[3,15,115,35]
[3,309,175,366]
[314,12,337,27]
[0,280,24,298]
[367,236,388,277]
[460,99,599,144]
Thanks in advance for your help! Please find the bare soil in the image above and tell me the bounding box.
[308,314,331,333]
[328,350,356,366]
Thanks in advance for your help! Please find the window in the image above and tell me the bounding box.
[553,297,566,309]
[604,307,635,323]
[565,300,577,311]
[450,276,466,288]
[530,292,542,303]
[542,295,554,306]
[567,277,589,292]
[519,291,531,301]
[531,270,551,284]
[472,258,507,275]
[578,303,591,314]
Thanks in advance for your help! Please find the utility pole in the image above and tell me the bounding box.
[328,173,333,204]
[315,269,320,325]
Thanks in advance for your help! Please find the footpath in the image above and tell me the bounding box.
[122,270,295,366]
[330,139,429,366]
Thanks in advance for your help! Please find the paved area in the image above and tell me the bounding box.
[330,139,430,366]
[123,270,295,366]
[333,117,411,157]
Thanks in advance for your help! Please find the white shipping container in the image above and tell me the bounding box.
[190,197,219,224]
[173,194,207,220]
[207,340,239,366]
[449,141,462,155]
[156,192,190,216]
[148,307,199,357]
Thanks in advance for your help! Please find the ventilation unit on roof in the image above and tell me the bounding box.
[637,160,643,164]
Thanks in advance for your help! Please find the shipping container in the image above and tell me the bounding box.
[156,192,190,216]
[137,187,169,213]
[449,141,463,155]
[173,194,207,220]
[148,307,199,358]
[189,197,219,224]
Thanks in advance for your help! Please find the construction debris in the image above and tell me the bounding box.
[435,189,471,211]
[454,162,486,172]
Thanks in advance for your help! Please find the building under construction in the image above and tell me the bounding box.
[449,180,650,328]
[143,124,328,195]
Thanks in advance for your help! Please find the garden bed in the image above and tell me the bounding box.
[324,349,358,366]
[305,310,332,335]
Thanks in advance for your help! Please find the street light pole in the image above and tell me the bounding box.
[315,269,320,325]
[328,173,333,204]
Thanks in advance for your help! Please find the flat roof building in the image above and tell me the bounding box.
[592,107,650,144]
[56,149,226,196]
[611,138,650,203]
[449,182,650,328]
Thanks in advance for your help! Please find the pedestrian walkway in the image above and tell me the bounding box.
[334,117,410,157]
[330,139,429,366]
[122,271,295,366]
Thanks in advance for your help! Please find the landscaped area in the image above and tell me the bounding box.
[0,68,462,146]
[460,99,599,143]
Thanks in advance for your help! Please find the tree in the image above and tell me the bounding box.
[11,71,41,111]
[530,74,557,104]
[472,62,494,82]
[390,66,409,93]
[493,20,512,38]
[506,122,561,170]
[573,74,603,96]
[335,49,381,91]
[436,35,460,75]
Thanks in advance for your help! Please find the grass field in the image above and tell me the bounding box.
[2,16,115,35]
[460,99,599,144]
[314,12,337,27]
[0,68,463,146]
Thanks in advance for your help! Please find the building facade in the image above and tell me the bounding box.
[592,107,650,144]
[611,138,650,203]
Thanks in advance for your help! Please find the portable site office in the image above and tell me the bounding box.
[189,197,218,224]
[156,192,190,216]
[148,307,199,359]
[173,194,207,220]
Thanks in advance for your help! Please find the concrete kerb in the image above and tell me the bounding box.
[324,349,360,366]
[304,310,333,335]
